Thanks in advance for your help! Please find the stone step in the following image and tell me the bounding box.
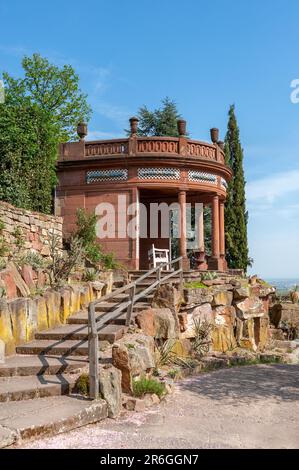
[0,375,77,402]
[16,339,91,356]
[0,355,88,377]
[0,395,107,447]
[35,323,127,343]
[67,303,150,325]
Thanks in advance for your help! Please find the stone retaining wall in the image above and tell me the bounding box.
[0,201,62,259]
[0,281,109,356]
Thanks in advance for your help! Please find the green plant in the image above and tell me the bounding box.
[100,252,119,270]
[125,343,135,350]
[13,226,25,250]
[132,376,165,399]
[184,280,208,289]
[82,267,99,282]
[75,373,89,395]
[18,251,45,270]
[47,233,84,287]
[155,339,177,367]
[0,287,6,298]
[167,368,180,379]
[0,220,9,259]
[192,319,213,357]
[201,271,218,281]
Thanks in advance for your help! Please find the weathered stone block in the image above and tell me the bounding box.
[99,365,122,418]
[212,290,233,307]
[183,287,213,308]
[235,296,265,320]
[112,335,155,393]
[136,308,177,340]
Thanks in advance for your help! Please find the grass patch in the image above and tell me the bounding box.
[133,376,165,398]
[184,280,208,289]
[75,373,89,395]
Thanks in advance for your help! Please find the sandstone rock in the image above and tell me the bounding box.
[6,262,30,298]
[192,303,214,323]
[21,265,35,291]
[183,287,213,308]
[170,338,192,357]
[136,308,177,339]
[212,290,233,307]
[0,339,4,363]
[212,306,237,352]
[202,279,226,287]
[112,335,155,393]
[178,312,188,332]
[135,308,155,336]
[269,328,285,341]
[0,299,14,355]
[152,284,182,313]
[233,286,251,300]
[270,303,299,333]
[235,296,265,320]
[9,298,28,345]
[99,365,122,418]
[291,291,299,304]
[124,397,146,412]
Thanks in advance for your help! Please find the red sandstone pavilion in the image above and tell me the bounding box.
[56,118,232,271]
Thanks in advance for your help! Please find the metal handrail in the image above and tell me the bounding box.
[88,256,183,398]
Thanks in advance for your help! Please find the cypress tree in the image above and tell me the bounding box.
[224,105,250,271]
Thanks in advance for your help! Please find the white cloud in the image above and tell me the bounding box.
[247,169,299,203]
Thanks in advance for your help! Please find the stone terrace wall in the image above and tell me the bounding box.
[0,201,62,259]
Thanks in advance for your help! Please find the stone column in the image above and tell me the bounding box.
[198,204,205,252]
[219,201,225,257]
[178,191,189,269]
[212,195,220,259]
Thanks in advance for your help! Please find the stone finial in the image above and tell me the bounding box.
[218,140,225,150]
[210,128,219,144]
[77,122,88,141]
[177,119,187,136]
[129,117,139,135]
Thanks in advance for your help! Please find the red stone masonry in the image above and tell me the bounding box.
[56,119,232,271]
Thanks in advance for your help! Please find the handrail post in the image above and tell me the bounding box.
[88,303,99,399]
[179,257,184,291]
[126,284,136,326]
[156,265,162,282]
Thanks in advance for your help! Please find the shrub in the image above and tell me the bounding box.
[75,373,89,395]
[132,376,165,399]
[47,233,84,287]
[201,271,217,281]
[82,267,99,282]
[18,252,45,270]
[74,209,118,269]
[192,319,213,357]
[0,220,9,259]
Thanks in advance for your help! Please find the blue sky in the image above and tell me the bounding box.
[1,0,299,278]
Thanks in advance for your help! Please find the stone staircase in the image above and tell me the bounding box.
[0,271,162,445]
[0,268,225,446]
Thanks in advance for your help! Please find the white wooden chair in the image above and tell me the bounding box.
[148,244,170,270]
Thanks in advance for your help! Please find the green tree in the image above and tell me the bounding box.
[0,53,91,213]
[134,97,182,136]
[224,105,251,271]
[3,53,91,141]
[0,102,58,213]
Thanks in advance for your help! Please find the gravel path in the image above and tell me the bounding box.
[19,364,299,449]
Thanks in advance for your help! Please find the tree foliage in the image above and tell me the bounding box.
[0,102,58,213]
[134,97,182,137]
[224,105,251,271]
[3,53,91,141]
[0,53,91,213]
